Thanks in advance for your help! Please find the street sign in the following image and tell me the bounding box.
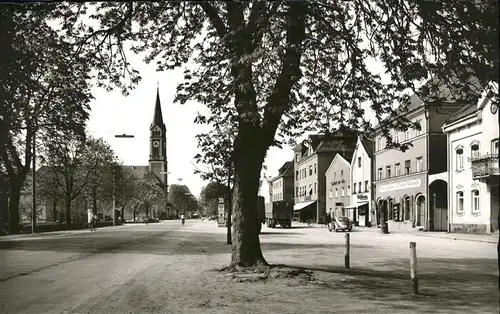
[218,197,224,204]
[218,202,226,227]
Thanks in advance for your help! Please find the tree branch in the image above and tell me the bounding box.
[197,2,227,39]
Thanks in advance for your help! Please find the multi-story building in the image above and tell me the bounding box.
[325,153,353,221]
[373,85,463,232]
[348,135,375,227]
[293,132,357,223]
[270,161,294,203]
[442,82,499,234]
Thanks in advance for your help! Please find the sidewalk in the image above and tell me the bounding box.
[409,230,497,244]
[0,225,125,241]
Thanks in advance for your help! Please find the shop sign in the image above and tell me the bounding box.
[379,179,421,193]
[331,179,345,186]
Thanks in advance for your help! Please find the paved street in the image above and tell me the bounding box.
[0,221,497,314]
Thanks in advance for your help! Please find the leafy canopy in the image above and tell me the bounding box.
[53,1,497,153]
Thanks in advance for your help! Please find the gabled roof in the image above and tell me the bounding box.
[360,136,375,159]
[445,104,478,125]
[270,161,294,182]
[325,153,350,176]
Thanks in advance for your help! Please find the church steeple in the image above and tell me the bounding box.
[152,83,166,130]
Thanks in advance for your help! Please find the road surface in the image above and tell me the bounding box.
[0,220,497,314]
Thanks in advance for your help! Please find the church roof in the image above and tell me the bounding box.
[151,86,166,131]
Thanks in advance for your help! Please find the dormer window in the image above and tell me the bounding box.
[295,154,299,162]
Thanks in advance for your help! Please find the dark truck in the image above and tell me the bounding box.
[257,196,265,233]
[265,200,293,228]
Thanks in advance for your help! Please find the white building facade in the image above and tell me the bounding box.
[442,82,499,234]
[349,136,376,227]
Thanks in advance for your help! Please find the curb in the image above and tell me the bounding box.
[408,232,497,244]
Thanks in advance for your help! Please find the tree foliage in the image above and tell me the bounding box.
[37,134,115,224]
[199,181,227,216]
[1,4,93,233]
[169,184,199,216]
[127,176,164,220]
[53,1,498,266]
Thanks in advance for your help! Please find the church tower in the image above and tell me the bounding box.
[149,85,168,195]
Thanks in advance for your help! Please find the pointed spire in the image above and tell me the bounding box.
[152,83,165,128]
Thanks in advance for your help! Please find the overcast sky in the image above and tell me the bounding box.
[86,60,295,198]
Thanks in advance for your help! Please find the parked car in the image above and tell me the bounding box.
[328,216,352,232]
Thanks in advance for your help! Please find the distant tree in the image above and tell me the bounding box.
[130,178,165,220]
[1,4,92,233]
[199,181,227,216]
[38,134,115,224]
[55,1,498,268]
[169,184,198,217]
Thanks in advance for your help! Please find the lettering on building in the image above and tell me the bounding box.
[379,179,421,193]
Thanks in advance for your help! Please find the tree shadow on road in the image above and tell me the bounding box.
[273,257,498,314]
[259,232,305,236]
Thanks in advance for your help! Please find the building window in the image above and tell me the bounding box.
[456,147,464,170]
[295,171,298,180]
[308,184,313,195]
[470,143,480,159]
[295,154,299,162]
[386,165,391,178]
[341,187,345,197]
[309,165,313,176]
[416,119,422,135]
[358,181,361,193]
[378,137,383,151]
[347,186,351,196]
[378,168,383,180]
[471,190,480,213]
[296,187,299,197]
[405,160,411,174]
[314,183,317,194]
[153,147,159,157]
[456,191,464,212]
[394,131,400,143]
[395,163,401,176]
[329,189,333,198]
[353,183,357,194]
[492,139,499,155]
[314,163,317,174]
[364,180,368,192]
[334,172,336,178]
[416,157,423,172]
[405,129,410,141]
[340,170,344,176]
[358,157,362,167]
[335,188,338,197]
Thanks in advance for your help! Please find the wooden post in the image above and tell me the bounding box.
[410,241,418,294]
[345,233,350,269]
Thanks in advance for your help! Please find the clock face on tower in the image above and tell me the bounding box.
[153,141,160,148]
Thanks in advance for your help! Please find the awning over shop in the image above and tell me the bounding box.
[293,201,316,211]
[343,202,368,210]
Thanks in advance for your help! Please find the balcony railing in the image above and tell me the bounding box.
[471,154,499,180]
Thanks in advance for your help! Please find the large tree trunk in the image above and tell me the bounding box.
[230,133,267,267]
[7,179,21,234]
[52,197,57,222]
[65,195,71,224]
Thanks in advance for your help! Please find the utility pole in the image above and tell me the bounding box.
[112,164,116,226]
[31,129,36,234]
